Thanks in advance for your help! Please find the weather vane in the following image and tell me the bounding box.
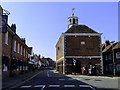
[72,8,75,16]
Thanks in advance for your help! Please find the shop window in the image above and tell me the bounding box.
[116,64,120,72]
[3,64,8,71]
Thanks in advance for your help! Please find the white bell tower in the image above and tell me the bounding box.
[68,8,78,29]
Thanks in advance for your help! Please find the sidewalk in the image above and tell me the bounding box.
[67,74,120,79]
[2,70,41,89]
[66,74,119,90]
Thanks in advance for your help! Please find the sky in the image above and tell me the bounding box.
[1,2,118,60]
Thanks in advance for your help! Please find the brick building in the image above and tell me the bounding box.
[1,8,32,79]
[102,41,120,76]
[56,11,102,74]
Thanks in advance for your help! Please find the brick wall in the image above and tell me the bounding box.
[56,35,64,60]
[65,36,101,56]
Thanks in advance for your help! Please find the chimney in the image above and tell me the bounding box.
[11,24,16,33]
[105,40,110,46]
[21,38,26,43]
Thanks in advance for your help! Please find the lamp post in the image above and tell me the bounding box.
[111,41,115,76]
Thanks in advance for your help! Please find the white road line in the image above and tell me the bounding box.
[68,78,76,80]
[47,71,49,77]
[41,85,45,90]
[59,78,65,80]
[20,85,32,88]
[89,86,96,90]
[49,85,60,87]
[79,85,91,87]
[64,85,75,87]
[34,85,45,88]
[79,85,96,90]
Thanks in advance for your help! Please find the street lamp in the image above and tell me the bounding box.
[111,41,115,76]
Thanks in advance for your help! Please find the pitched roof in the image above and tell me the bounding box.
[65,25,98,33]
[102,42,118,53]
[102,44,112,53]
[113,41,120,49]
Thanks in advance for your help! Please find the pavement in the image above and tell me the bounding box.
[66,74,120,90]
[2,70,41,90]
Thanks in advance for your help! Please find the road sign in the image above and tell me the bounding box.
[73,58,76,66]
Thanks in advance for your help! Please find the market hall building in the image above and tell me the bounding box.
[56,11,103,75]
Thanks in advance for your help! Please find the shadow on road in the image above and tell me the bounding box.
[5,70,118,90]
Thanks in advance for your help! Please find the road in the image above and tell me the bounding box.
[10,70,116,90]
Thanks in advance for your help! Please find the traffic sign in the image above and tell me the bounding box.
[73,58,76,66]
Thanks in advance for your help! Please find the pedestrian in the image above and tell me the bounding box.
[89,68,91,75]
[91,66,95,75]
[81,67,85,75]
[85,67,89,75]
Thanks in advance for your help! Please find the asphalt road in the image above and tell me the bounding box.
[10,70,116,90]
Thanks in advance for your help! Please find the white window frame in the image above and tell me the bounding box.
[17,43,20,53]
[13,40,16,52]
[21,45,22,55]
[24,48,25,56]
[5,31,8,45]
[116,52,120,59]
[81,41,85,45]
[26,50,28,58]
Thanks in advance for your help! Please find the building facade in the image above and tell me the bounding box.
[102,41,120,76]
[1,8,32,79]
[56,11,102,75]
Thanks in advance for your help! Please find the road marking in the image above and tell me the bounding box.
[79,85,96,90]
[34,85,45,88]
[47,71,49,77]
[20,85,32,88]
[49,85,60,87]
[41,85,45,90]
[59,78,65,80]
[79,85,91,87]
[68,78,76,80]
[64,85,75,87]
[89,85,96,90]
